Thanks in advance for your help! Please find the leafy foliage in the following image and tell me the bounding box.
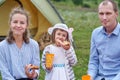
[72,0,83,6]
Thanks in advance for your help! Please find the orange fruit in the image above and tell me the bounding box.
[82,75,91,80]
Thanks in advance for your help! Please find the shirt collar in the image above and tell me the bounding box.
[102,23,120,36]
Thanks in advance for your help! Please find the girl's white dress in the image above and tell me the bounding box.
[41,44,77,80]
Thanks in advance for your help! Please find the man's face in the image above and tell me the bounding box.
[98,2,118,29]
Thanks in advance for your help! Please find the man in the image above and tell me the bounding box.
[88,0,120,80]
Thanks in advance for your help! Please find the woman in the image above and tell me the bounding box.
[0,7,40,80]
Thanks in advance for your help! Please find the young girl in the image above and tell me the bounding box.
[41,23,77,80]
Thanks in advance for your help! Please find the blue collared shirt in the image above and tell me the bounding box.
[88,23,120,80]
[0,39,40,80]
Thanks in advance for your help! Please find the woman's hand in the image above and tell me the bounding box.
[25,64,38,79]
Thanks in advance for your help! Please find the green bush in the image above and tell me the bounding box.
[72,0,83,6]
[82,3,91,8]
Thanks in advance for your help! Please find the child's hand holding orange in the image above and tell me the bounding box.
[45,53,54,70]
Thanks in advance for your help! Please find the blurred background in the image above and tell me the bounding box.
[0,0,120,80]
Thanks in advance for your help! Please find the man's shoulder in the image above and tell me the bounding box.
[92,26,103,33]
[93,26,103,31]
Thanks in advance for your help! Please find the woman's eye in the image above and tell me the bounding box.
[13,21,18,23]
[20,21,25,24]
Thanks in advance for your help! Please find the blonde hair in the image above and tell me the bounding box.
[6,7,30,44]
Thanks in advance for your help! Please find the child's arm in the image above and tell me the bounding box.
[65,46,77,66]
